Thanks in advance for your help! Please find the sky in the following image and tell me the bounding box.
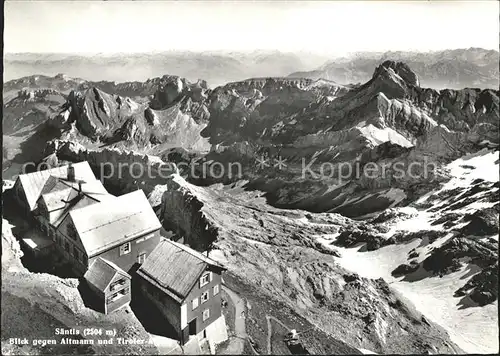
[4,0,499,55]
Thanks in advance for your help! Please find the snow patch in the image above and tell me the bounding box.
[358,348,378,354]
[443,149,499,189]
[394,268,498,354]
[330,236,498,353]
[358,124,414,148]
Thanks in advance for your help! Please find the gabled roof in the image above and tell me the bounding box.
[41,176,111,203]
[49,194,100,227]
[70,189,162,257]
[41,187,76,211]
[84,257,131,292]
[137,239,225,303]
[17,162,97,211]
[40,175,68,195]
[37,176,114,226]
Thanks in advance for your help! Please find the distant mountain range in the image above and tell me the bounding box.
[3,51,328,88]
[4,48,498,89]
[289,48,499,89]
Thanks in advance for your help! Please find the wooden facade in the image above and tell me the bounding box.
[85,257,132,314]
[183,268,223,342]
[136,239,226,345]
[105,274,132,314]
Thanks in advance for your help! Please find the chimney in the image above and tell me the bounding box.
[67,163,75,182]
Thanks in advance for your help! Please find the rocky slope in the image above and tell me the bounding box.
[151,146,498,353]
[3,88,67,135]
[329,149,499,353]
[43,140,176,195]
[143,174,462,354]
[2,74,213,181]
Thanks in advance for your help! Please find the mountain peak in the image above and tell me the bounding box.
[372,60,420,87]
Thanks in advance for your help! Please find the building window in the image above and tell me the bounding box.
[213,284,219,296]
[66,225,77,240]
[106,287,129,304]
[202,309,210,321]
[200,272,211,287]
[137,253,146,264]
[64,241,70,252]
[120,242,131,256]
[201,291,209,304]
[192,297,199,310]
[73,246,79,260]
[110,278,127,292]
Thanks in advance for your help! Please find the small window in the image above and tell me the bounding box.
[106,287,129,304]
[202,309,210,321]
[192,298,199,310]
[137,253,146,264]
[200,272,211,287]
[73,246,79,260]
[64,241,70,252]
[106,292,121,303]
[201,291,209,304]
[120,242,131,256]
[213,284,219,296]
[67,225,77,240]
[110,278,126,291]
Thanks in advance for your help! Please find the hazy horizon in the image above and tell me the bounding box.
[4,1,499,55]
[4,47,499,56]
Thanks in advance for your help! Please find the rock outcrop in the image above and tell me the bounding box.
[44,139,176,194]
[460,208,499,236]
